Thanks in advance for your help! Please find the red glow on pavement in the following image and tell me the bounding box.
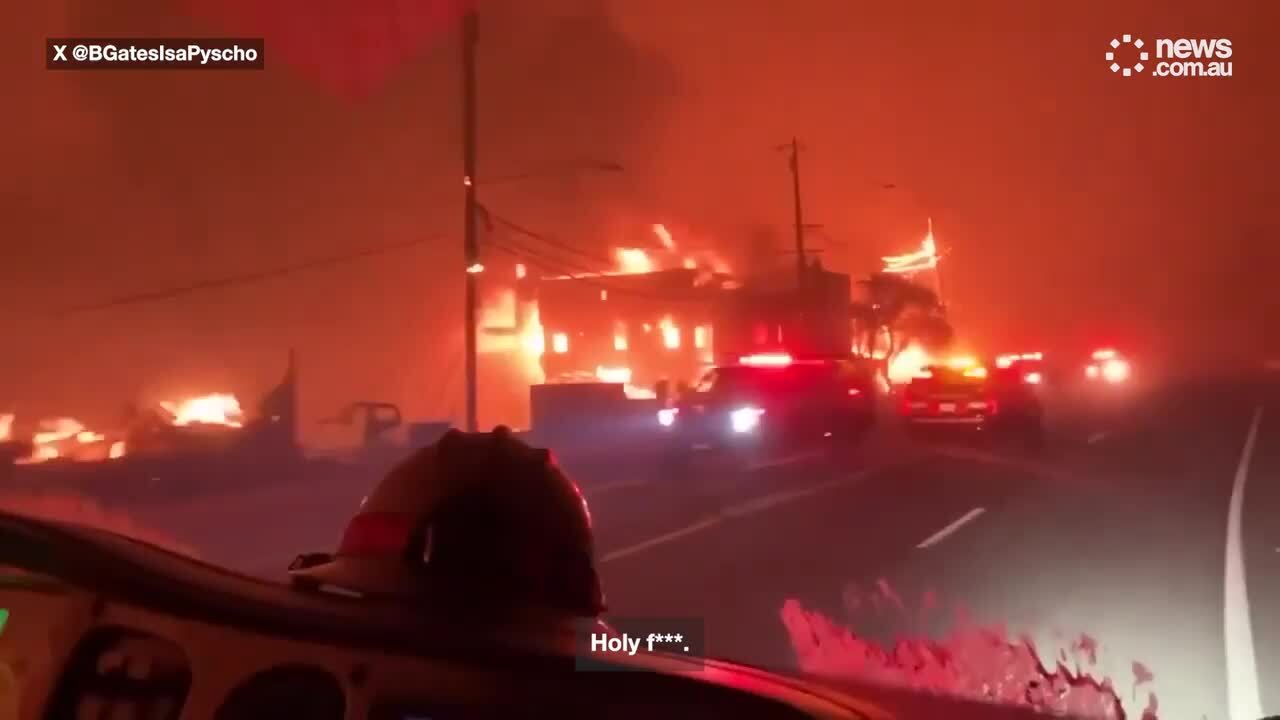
[781,588,1159,719]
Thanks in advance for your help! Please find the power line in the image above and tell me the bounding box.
[481,208,614,267]
[60,236,433,315]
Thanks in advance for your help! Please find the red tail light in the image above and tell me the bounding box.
[338,512,417,556]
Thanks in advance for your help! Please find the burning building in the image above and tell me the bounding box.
[535,267,736,393]
[1,352,299,470]
[478,224,857,432]
[713,263,854,364]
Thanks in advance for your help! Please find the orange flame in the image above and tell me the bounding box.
[614,247,655,274]
[522,305,545,361]
[478,289,546,386]
[15,416,117,464]
[653,223,675,250]
[595,365,632,384]
[108,441,126,459]
[883,218,939,274]
[33,417,85,446]
[659,316,681,349]
[888,343,933,384]
[0,413,12,442]
[623,384,657,400]
[160,394,244,428]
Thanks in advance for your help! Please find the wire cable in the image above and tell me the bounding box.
[60,236,434,315]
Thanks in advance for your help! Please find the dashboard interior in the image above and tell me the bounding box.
[3,581,874,720]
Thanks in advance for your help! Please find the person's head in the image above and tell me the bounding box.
[290,427,606,618]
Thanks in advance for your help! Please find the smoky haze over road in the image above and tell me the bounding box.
[4,0,1277,431]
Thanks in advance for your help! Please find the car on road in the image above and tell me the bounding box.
[900,358,1044,442]
[658,352,877,468]
[1082,348,1133,385]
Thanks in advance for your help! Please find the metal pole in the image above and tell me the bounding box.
[929,218,946,309]
[462,8,479,432]
[790,138,806,287]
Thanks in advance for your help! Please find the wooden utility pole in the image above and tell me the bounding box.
[786,138,806,287]
[461,8,479,432]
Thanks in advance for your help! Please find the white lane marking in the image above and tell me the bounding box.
[1087,431,1108,444]
[916,507,986,549]
[600,516,723,563]
[600,469,873,563]
[1224,406,1264,720]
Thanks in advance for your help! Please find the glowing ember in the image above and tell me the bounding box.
[614,247,655,274]
[0,413,12,442]
[108,441,126,459]
[159,394,244,428]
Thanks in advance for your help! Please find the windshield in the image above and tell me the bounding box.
[5,3,1275,720]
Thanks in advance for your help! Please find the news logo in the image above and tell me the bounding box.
[1105,33,1233,78]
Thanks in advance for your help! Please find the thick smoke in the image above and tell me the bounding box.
[4,1,679,433]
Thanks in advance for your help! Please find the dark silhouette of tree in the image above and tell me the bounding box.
[852,273,951,370]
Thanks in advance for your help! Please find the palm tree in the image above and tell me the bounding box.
[853,273,951,371]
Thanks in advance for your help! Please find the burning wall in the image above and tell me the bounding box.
[478,223,732,420]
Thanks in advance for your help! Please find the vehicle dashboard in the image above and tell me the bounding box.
[0,514,886,720]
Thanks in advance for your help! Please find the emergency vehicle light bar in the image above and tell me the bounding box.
[739,352,793,367]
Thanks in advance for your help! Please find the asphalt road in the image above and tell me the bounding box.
[592,376,1280,720]
[115,373,1280,719]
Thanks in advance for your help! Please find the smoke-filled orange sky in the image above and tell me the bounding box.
[4,0,1277,434]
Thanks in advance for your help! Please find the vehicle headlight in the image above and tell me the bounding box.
[1101,359,1130,383]
[657,408,678,427]
[729,406,765,433]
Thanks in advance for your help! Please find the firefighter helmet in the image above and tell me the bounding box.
[290,426,606,617]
